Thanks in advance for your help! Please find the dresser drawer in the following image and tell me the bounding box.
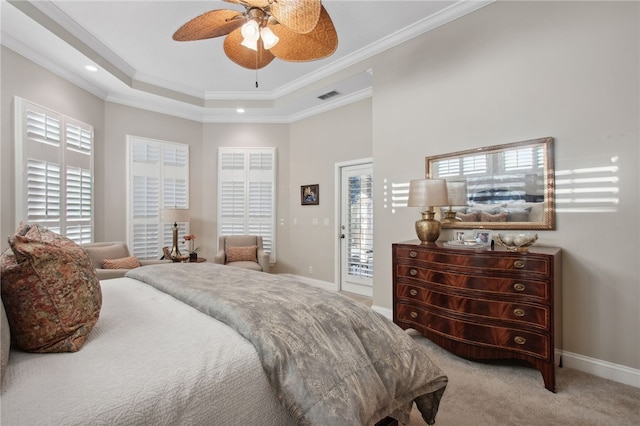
[395,246,551,276]
[396,284,549,329]
[396,303,550,360]
[395,265,549,301]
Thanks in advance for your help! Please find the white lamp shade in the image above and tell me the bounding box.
[260,27,279,49]
[162,208,191,223]
[407,179,449,208]
[241,38,258,51]
[241,20,260,41]
[446,180,468,206]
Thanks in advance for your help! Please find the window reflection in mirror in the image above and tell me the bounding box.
[426,137,555,230]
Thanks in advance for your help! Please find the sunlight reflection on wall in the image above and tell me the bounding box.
[555,156,619,213]
[385,156,620,215]
[382,179,410,214]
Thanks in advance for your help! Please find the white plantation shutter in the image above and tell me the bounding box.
[127,136,189,259]
[462,154,487,175]
[26,159,61,221]
[66,167,92,219]
[504,147,534,171]
[436,158,461,178]
[15,97,93,243]
[66,123,92,154]
[218,147,276,262]
[26,108,60,147]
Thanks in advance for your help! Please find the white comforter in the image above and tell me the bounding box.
[1,278,297,426]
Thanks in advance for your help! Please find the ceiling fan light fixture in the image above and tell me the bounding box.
[241,19,260,42]
[260,27,279,49]
[241,38,258,51]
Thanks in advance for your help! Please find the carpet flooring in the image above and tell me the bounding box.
[406,330,640,426]
[338,292,639,426]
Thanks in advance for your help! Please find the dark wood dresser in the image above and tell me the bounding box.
[392,241,562,392]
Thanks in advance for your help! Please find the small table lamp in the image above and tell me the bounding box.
[407,179,449,244]
[162,208,191,260]
[442,180,468,223]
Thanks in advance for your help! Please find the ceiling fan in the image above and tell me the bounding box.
[173,0,338,70]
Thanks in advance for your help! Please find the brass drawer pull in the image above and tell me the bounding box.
[514,336,526,345]
[513,308,525,317]
[409,289,418,296]
[513,260,526,269]
[513,283,526,292]
[409,269,418,276]
[410,311,418,319]
[409,251,417,258]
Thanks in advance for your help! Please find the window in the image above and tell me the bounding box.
[504,147,535,171]
[127,136,189,259]
[218,147,276,263]
[14,97,94,243]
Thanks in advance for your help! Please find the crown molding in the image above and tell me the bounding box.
[4,0,494,123]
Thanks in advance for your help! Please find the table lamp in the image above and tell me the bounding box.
[162,208,191,260]
[407,179,449,244]
[442,180,468,223]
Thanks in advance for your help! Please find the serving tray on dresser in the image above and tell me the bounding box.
[392,241,562,392]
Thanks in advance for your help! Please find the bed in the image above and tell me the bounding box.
[1,231,447,426]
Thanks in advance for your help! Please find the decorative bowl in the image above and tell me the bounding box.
[495,233,538,251]
[172,254,191,263]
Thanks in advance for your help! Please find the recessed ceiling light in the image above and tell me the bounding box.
[85,65,98,72]
[236,108,245,113]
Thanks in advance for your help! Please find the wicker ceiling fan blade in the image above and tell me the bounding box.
[269,6,337,62]
[173,9,245,41]
[270,0,321,34]
[224,0,270,7]
[223,28,275,69]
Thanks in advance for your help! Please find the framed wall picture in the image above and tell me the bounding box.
[301,184,319,205]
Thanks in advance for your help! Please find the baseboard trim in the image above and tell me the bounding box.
[285,278,640,389]
[277,274,337,292]
[559,349,640,388]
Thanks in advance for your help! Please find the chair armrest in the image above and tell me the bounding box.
[257,249,270,273]
[213,250,225,264]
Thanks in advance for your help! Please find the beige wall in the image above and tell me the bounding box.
[1,47,105,241]
[1,0,638,378]
[100,103,202,244]
[372,1,639,370]
[201,122,290,265]
[286,100,372,281]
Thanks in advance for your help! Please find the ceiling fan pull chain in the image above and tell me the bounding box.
[255,52,259,88]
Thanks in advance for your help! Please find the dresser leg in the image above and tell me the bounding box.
[537,361,556,393]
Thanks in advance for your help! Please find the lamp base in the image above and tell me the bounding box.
[170,223,188,262]
[415,210,442,244]
[441,209,462,223]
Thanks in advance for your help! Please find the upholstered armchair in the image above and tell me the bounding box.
[82,242,171,280]
[214,235,270,272]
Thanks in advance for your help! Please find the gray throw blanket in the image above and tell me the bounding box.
[127,263,447,425]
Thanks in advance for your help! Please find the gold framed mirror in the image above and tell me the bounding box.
[426,137,555,230]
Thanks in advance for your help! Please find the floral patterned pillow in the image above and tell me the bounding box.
[1,225,102,353]
[226,245,258,263]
